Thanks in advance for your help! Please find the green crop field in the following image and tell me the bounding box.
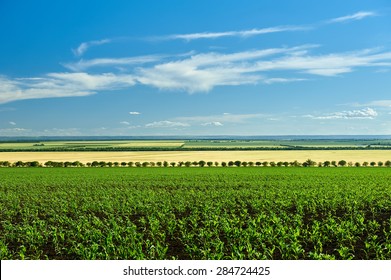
[1,167,391,260]
[2,138,391,151]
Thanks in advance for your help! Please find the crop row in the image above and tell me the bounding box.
[1,167,391,260]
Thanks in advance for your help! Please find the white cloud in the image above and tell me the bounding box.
[134,47,391,92]
[64,55,163,71]
[1,45,391,103]
[145,120,190,128]
[165,26,308,41]
[328,11,377,23]
[305,108,378,120]
[129,111,141,115]
[72,39,111,56]
[201,121,223,126]
[9,121,16,125]
[354,100,391,107]
[177,113,265,124]
[120,121,130,125]
[0,73,135,104]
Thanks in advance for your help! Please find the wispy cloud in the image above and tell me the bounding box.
[145,120,190,128]
[176,113,265,124]
[64,55,163,71]
[304,108,378,120]
[328,11,377,23]
[9,121,16,125]
[154,11,376,42]
[129,111,141,115]
[352,100,391,108]
[164,26,308,41]
[72,39,111,57]
[201,121,223,126]
[0,73,135,104]
[135,47,391,92]
[2,45,391,103]
[120,121,130,125]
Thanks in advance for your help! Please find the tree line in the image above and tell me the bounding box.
[1,159,391,168]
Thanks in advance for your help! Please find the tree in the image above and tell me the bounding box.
[170,162,176,167]
[163,161,169,167]
[135,162,141,167]
[362,161,369,167]
[385,160,391,167]
[221,162,227,167]
[262,161,269,167]
[331,161,337,167]
[241,161,248,167]
[378,161,384,167]
[121,162,127,167]
[1,161,11,167]
[214,161,219,167]
[338,160,347,167]
[355,162,361,167]
[198,160,206,167]
[290,160,300,167]
[207,161,213,167]
[228,161,234,167]
[255,161,262,167]
[28,161,40,167]
[234,160,241,167]
[323,161,331,167]
[185,161,192,167]
[303,159,316,167]
[128,161,134,167]
[370,161,376,167]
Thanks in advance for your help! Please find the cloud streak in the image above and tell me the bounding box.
[2,45,391,104]
[72,39,111,56]
[328,11,377,23]
[64,55,164,71]
[305,108,378,120]
[164,26,309,41]
[145,120,190,128]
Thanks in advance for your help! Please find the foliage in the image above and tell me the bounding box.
[1,168,391,260]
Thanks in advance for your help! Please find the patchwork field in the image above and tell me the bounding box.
[1,139,391,151]
[1,150,391,164]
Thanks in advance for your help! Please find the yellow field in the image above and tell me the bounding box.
[1,150,391,164]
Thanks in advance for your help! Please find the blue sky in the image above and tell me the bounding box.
[1,0,391,136]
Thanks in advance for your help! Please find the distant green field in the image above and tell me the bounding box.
[1,167,391,260]
[1,139,391,151]
[0,140,185,151]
